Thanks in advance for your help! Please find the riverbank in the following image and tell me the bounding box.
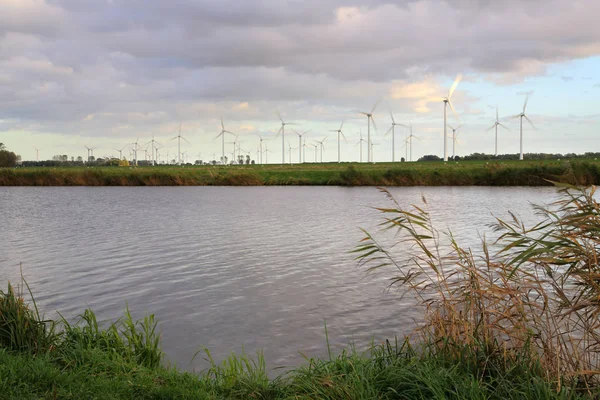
[1,159,599,186]
[0,282,575,399]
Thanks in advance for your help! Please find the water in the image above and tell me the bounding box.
[0,186,558,372]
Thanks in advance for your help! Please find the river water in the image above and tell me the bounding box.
[0,186,559,373]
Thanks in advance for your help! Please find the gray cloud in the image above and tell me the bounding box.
[1,0,599,156]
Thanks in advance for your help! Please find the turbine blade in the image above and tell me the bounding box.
[341,131,347,142]
[370,98,381,114]
[384,126,393,136]
[498,123,511,131]
[448,100,460,121]
[221,118,225,131]
[496,107,499,122]
[389,111,395,124]
[371,116,378,132]
[277,111,284,123]
[523,95,529,113]
[524,115,536,130]
[448,73,463,99]
[340,120,345,130]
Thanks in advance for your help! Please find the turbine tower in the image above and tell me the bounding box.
[171,124,191,165]
[311,143,318,162]
[358,100,379,163]
[386,111,408,162]
[316,137,327,163]
[447,124,463,160]
[407,124,419,162]
[441,74,462,162]
[512,96,535,160]
[276,112,296,164]
[257,134,268,165]
[330,121,346,163]
[487,107,509,156]
[215,118,235,161]
[293,129,310,163]
[356,130,367,163]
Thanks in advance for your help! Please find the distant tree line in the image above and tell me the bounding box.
[0,143,21,167]
[418,152,600,162]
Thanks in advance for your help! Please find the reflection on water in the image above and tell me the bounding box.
[0,186,558,372]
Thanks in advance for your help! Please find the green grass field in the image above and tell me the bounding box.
[1,159,600,186]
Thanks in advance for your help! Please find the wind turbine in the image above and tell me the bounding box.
[386,111,408,162]
[287,141,297,164]
[441,74,462,162]
[293,129,310,163]
[276,112,296,164]
[356,130,367,163]
[370,141,379,163]
[264,142,273,164]
[512,96,535,160]
[215,118,235,161]
[330,121,346,163]
[358,100,380,163]
[487,107,510,156]
[316,137,327,163]
[311,143,318,162]
[84,145,95,162]
[301,138,311,163]
[257,134,268,165]
[171,124,191,165]
[447,124,463,160]
[113,146,126,160]
[146,135,161,166]
[407,124,420,162]
[33,147,39,161]
[130,138,140,165]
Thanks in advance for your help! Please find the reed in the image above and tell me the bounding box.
[353,183,600,394]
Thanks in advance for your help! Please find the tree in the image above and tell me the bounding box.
[0,144,18,167]
[245,155,250,165]
[401,157,405,162]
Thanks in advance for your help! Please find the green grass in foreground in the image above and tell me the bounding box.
[1,158,599,185]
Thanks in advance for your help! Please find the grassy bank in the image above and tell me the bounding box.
[1,159,599,186]
[2,184,600,398]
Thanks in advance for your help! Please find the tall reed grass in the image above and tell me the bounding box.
[354,183,600,394]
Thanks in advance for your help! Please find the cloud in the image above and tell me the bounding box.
[1,0,600,160]
[561,76,574,82]
[593,83,600,88]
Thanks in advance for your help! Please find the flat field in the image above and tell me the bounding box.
[1,159,599,186]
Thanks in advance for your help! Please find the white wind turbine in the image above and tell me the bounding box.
[301,138,311,163]
[113,146,126,160]
[84,145,96,162]
[215,118,235,162]
[358,100,380,163]
[257,134,269,165]
[264,142,273,164]
[293,129,310,163]
[386,111,408,162]
[487,107,510,156]
[130,137,140,165]
[512,96,535,160]
[171,124,191,165]
[447,124,463,160]
[34,147,40,161]
[145,135,161,166]
[287,141,297,164]
[311,143,318,162]
[407,124,419,162]
[356,130,367,163]
[316,137,327,163]
[276,111,297,164]
[330,121,347,163]
[441,74,462,162]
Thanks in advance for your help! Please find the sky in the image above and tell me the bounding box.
[0,0,599,163]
